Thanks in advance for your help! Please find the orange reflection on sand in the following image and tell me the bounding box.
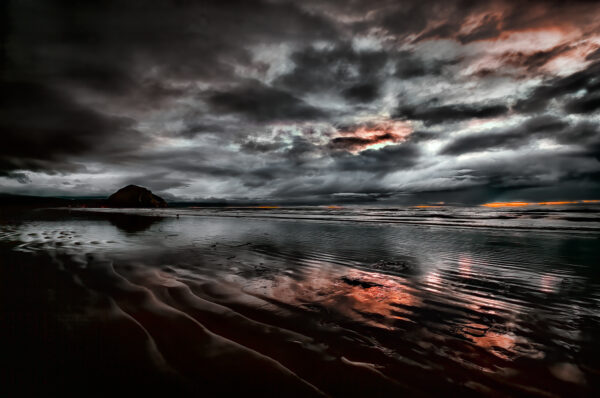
[539,274,561,294]
[346,275,420,325]
[461,323,516,360]
[458,255,472,278]
[424,271,443,293]
[262,267,421,329]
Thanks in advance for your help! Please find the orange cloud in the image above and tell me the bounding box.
[330,120,412,152]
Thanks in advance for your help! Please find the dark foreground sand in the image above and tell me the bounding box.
[0,244,408,397]
[1,209,599,396]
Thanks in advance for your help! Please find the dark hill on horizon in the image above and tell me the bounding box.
[107,185,167,208]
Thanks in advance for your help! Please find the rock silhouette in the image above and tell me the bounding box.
[107,185,167,208]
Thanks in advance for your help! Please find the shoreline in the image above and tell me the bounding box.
[64,206,600,234]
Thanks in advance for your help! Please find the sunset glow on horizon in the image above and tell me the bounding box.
[482,200,598,208]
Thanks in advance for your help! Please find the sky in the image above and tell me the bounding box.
[2,0,600,205]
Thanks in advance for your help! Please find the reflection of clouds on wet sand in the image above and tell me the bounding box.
[234,240,592,385]
[539,273,562,294]
[235,253,542,365]
[245,266,422,329]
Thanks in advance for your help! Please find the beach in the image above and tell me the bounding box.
[1,206,599,396]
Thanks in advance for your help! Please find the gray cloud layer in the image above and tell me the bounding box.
[2,0,600,204]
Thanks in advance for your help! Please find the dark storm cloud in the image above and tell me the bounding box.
[406,130,439,143]
[257,141,421,203]
[275,43,387,102]
[0,171,30,184]
[113,147,247,179]
[395,102,509,125]
[564,94,600,114]
[407,146,600,205]
[586,47,600,61]
[460,152,599,191]
[440,117,600,169]
[394,51,460,79]
[283,136,322,165]
[1,0,338,161]
[332,143,421,173]
[5,0,337,89]
[125,136,421,198]
[554,121,600,161]
[176,122,228,139]
[554,121,600,145]
[237,137,421,194]
[328,133,400,151]
[207,81,326,122]
[378,1,430,36]
[501,44,573,73]
[343,83,380,103]
[442,130,528,156]
[240,139,286,154]
[2,0,600,203]
[111,142,308,191]
[514,61,600,113]
[0,81,141,175]
[276,43,457,103]
[441,115,570,155]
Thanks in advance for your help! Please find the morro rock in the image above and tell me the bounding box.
[107,185,167,208]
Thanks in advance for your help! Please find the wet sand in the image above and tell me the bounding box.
[1,208,599,396]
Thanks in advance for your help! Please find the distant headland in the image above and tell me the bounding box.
[106,185,167,208]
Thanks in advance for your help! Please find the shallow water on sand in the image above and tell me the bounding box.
[1,208,599,396]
